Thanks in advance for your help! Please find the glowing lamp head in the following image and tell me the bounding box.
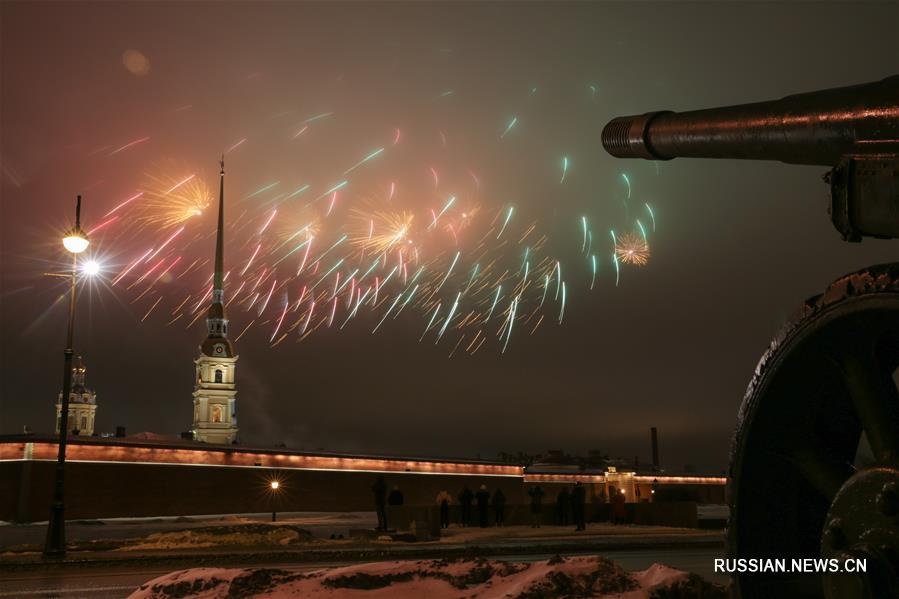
[83,260,101,276]
[63,228,90,254]
[270,481,280,491]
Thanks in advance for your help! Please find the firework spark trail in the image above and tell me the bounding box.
[113,249,153,285]
[539,275,550,308]
[258,279,277,314]
[151,256,182,286]
[436,292,461,342]
[109,136,150,156]
[500,116,518,138]
[343,147,385,176]
[429,167,439,188]
[308,181,347,206]
[496,207,514,239]
[270,301,289,342]
[285,184,311,200]
[429,195,456,229]
[434,251,460,294]
[420,302,442,341]
[560,156,569,184]
[621,173,631,199]
[245,181,279,200]
[259,210,277,235]
[303,111,334,124]
[147,227,184,262]
[141,296,162,322]
[558,282,567,324]
[87,216,119,235]
[501,295,519,354]
[590,255,597,290]
[128,258,166,290]
[327,295,338,327]
[580,216,588,253]
[301,301,316,334]
[104,192,144,217]
[166,174,196,194]
[340,287,371,328]
[271,238,311,268]
[613,253,620,287]
[373,293,403,333]
[485,285,502,322]
[636,219,648,241]
[645,203,656,232]
[226,138,247,154]
[234,320,255,342]
[242,244,262,275]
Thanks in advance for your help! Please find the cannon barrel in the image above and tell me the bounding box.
[601,76,899,166]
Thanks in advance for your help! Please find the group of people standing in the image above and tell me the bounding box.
[448,485,506,528]
[528,482,588,530]
[372,475,594,531]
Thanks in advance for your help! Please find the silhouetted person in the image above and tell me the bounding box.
[492,488,506,526]
[556,487,570,526]
[528,485,545,528]
[436,491,451,529]
[572,481,587,531]
[372,475,387,531]
[612,488,627,525]
[458,486,474,526]
[388,485,404,506]
[476,485,490,527]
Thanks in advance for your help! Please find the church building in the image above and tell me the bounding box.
[191,157,239,444]
[55,355,97,436]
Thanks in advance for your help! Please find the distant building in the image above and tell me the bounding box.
[55,355,96,436]
[191,157,239,444]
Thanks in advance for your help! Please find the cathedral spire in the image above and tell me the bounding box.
[213,154,225,304]
[201,155,233,356]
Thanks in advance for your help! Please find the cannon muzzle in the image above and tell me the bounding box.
[602,76,899,241]
[602,76,899,166]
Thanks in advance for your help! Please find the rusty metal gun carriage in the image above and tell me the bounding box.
[602,76,899,599]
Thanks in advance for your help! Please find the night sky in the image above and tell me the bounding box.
[2,1,897,473]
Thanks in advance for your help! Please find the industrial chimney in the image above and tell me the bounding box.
[650,427,660,472]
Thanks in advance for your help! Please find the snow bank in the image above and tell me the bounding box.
[129,555,727,598]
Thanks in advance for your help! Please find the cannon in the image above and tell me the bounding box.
[602,76,899,599]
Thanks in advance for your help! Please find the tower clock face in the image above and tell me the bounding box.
[213,343,225,355]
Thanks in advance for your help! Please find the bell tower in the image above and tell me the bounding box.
[192,156,239,444]
[56,355,97,436]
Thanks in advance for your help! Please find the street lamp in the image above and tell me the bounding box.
[270,480,281,522]
[43,195,89,558]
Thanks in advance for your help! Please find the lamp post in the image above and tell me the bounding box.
[270,480,280,522]
[43,196,90,558]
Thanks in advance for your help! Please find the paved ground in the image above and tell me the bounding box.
[1,513,727,597]
[1,511,718,549]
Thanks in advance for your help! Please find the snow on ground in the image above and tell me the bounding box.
[128,556,727,598]
[123,524,315,551]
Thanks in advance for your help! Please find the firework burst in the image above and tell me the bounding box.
[136,164,212,229]
[615,232,650,266]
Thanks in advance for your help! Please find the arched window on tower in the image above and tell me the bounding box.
[215,369,223,383]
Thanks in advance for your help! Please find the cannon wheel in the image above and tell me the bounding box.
[728,263,899,599]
